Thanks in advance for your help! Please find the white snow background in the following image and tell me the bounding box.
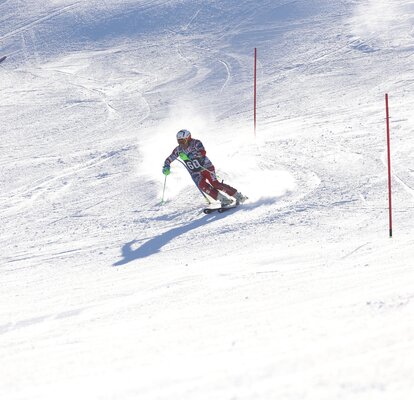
[1,0,414,399]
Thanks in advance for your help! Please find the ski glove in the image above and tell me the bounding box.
[179,152,190,161]
[162,165,170,176]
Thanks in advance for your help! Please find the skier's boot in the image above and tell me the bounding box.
[234,192,248,205]
[217,192,233,207]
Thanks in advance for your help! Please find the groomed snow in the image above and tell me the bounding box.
[1,1,414,399]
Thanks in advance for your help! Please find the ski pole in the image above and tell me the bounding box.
[161,174,167,204]
[177,159,212,204]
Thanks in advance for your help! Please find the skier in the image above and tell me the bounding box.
[162,129,247,206]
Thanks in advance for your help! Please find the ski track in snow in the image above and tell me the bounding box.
[1,1,414,400]
[218,59,231,93]
[0,3,81,41]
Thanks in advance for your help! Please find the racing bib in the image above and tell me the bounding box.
[184,158,203,172]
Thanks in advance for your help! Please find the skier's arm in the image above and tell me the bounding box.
[163,147,180,174]
[164,147,179,167]
[194,140,207,158]
[191,140,207,165]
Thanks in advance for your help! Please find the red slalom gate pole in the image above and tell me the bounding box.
[254,47,257,137]
[385,93,393,238]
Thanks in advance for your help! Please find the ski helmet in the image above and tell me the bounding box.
[176,129,191,143]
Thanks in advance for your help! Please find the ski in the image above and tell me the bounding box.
[0,56,7,64]
[203,204,238,214]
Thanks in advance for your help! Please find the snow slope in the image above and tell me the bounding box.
[1,0,414,399]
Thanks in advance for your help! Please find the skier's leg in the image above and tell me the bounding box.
[196,171,231,206]
[197,172,219,199]
[187,170,211,202]
[205,167,248,204]
[205,167,237,196]
[193,171,218,199]
[214,181,237,196]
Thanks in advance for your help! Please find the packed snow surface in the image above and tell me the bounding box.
[1,1,414,399]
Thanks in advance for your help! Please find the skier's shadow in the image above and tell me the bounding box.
[113,212,228,266]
